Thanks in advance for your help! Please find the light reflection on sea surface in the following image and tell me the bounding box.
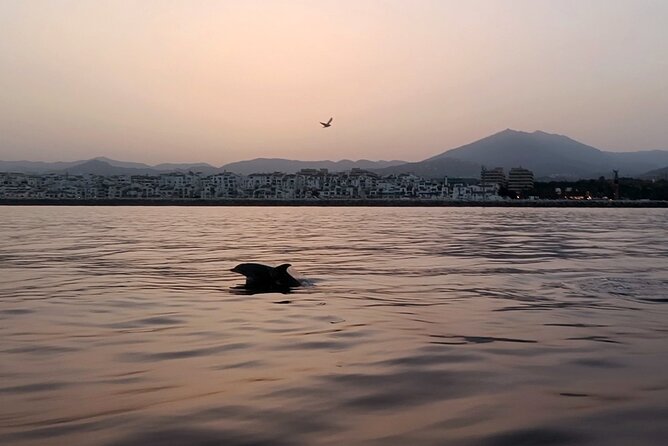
[0,206,667,445]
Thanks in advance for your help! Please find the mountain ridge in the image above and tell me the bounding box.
[2,129,667,179]
[219,158,406,175]
[412,129,668,179]
[0,157,407,176]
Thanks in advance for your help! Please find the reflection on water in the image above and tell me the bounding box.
[1,206,667,446]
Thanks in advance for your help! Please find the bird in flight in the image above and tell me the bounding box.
[320,117,333,128]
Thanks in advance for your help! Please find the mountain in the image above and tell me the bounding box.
[607,151,668,175]
[0,160,84,173]
[2,131,667,179]
[0,158,161,174]
[1,157,405,175]
[153,162,219,175]
[372,157,481,178]
[94,157,220,174]
[379,130,668,179]
[428,129,614,179]
[92,157,155,170]
[61,159,162,176]
[219,158,406,175]
[641,166,668,180]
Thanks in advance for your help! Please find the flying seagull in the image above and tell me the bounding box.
[320,117,333,128]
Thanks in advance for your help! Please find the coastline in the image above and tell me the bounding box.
[1,198,667,207]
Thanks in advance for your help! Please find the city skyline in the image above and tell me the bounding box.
[1,1,667,164]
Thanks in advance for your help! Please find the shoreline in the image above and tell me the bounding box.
[1,198,667,207]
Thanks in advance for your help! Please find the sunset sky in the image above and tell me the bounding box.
[1,0,666,164]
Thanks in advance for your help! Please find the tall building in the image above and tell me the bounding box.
[507,167,534,195]
[481,167,506,187]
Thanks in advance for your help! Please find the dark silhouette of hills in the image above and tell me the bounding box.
[379,130,668,179]
[91,157,157,170]
[1,130,666,179]
[152,162,219,175]
[372,157,481,178]
[93,157,220,174]
[428,130,608,178]
[0,159,84,173]
[641,166,668,180]
[62,159,161,176]
[0,158,219,176]
[0,156,405,176]
[606,151,668,175]
[218,158,406,175]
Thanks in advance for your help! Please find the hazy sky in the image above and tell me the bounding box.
[1,0,667,164]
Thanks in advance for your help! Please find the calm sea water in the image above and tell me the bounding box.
[1,206,667,446]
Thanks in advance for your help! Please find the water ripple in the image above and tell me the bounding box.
[1,206,667,445]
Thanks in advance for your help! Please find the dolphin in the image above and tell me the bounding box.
[230,263,301,291]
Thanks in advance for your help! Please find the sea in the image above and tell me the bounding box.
[1,206,667,446]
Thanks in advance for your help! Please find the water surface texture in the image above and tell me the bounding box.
[1,206,667,446]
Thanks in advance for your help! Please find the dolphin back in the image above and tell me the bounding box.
[231,262,301,290]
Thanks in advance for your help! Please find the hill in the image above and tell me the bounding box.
[373,157,481,179]
[219,158,406,175]
[92,158,220,175]
[2,131,667,179]
[1,157,405,176]
[1,158,222,175]
[61,159,162,176]
[0,160,84,173]
[641,166,668,180]
[428,129,613,179]
[380,130,668,179]
[607,151,668,175]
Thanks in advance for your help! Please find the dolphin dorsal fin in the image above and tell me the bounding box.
[274,263,292,273]
[273,263,300,287]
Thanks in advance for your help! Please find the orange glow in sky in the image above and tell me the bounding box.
[1,0,666,164]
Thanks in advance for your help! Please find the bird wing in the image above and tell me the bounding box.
[320,122,328,126]
[327,117,333,124]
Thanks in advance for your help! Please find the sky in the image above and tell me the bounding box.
[0,0,667,165]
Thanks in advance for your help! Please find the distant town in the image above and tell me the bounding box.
[2,166,667,202]
[3,129,668,204]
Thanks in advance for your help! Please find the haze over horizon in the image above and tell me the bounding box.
[1,1,667,165]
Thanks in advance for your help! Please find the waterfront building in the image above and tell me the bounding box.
[507,167,534,195]
[452,183,501,201]
[0,167,496,201]
[481,167,506,187]
[210,172,241,197]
